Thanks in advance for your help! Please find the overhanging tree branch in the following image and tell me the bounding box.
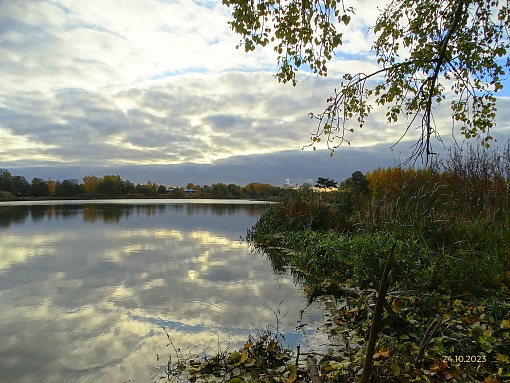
[422,0,468,158]
[308,60,416,151]
[224,0,510,162]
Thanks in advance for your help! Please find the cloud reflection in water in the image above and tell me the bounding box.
[0,202,327,383]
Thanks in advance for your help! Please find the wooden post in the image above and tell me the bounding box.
[360,243,395,383]
[307,356,322,383]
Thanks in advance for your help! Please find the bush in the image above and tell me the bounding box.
[0,190,14,200]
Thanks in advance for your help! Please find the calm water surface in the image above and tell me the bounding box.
[0,200,327,383]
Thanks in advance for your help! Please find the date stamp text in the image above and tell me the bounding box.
[442,355,486,363]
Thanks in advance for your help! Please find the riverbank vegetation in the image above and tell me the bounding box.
[0,170,286,200]
[248,143,510,382]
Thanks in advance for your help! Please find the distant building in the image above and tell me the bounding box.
[283,178,293,188]
[184,188,196,194]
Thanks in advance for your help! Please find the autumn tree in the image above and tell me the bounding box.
[223,0,510,161]
[83,175,101,194]
[243,182,279,198]
[47,179,56,196]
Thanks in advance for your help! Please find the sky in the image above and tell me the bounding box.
[1,0,510,186]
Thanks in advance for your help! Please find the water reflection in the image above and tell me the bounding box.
[0,202,267,228]
[0,202,327,383]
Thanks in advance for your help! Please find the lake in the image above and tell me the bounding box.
[0,200,330,383]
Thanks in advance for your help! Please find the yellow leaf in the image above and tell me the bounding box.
[286,365,297,383]
[485,327,494,338]
[328,360,350,370]
[228,351,241,363]
[429,361,448,372]
[239,349,248,364]
[501,319,510,328]
[390,363,401,376]
[496,353,510,363]
[392,299,404,309]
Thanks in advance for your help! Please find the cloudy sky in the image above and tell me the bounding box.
[1,0,510,186]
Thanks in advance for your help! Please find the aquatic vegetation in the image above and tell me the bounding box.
[156,329,311,383]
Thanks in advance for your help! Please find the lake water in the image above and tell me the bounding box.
[0,200,329,383]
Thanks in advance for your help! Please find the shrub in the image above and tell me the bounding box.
[0,190,14,200]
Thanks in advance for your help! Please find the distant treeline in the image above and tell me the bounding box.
[0,171,287,200]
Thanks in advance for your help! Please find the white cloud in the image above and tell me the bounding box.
[1,0,509,179]
[0,0,275,94]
